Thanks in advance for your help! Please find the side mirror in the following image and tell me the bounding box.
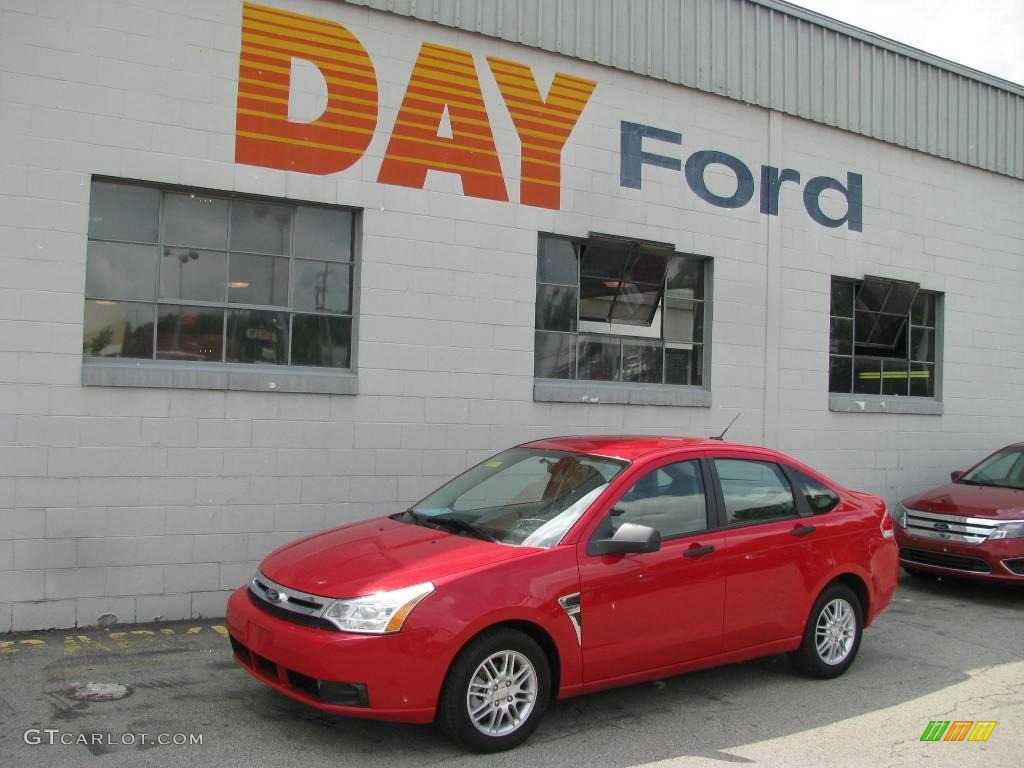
[589,522,661,556]
[951,469,966,482]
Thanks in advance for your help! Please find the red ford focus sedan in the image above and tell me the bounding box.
[895,442,1024,582]
[226,436,898,751]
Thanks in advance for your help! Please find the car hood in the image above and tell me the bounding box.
[903,483,1024,519]
[260,516,535,598]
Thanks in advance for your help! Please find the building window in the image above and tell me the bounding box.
[828,276,939,397]
[534,234,708,386]
[83,179,355,369]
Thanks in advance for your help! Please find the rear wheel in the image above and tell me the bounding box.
[436,628,550,752]
[790,584,863,679]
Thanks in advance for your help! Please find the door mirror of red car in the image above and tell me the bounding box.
[589,522,661,556]
[950,469,966,483]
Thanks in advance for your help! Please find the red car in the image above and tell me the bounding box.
[225,436,898,751]
[895,443,1024,582]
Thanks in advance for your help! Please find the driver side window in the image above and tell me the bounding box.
[611,460,709,539]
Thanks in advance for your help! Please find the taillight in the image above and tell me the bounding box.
[880,506,895,540]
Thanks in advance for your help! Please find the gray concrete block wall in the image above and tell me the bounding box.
[0,0,1022,631]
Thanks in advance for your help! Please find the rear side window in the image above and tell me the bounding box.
[790,469,840,514]
[714,459,797,524]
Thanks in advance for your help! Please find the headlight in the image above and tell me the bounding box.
[322,582,434,634]
[892,502,908,528]
[988,521,1024,541]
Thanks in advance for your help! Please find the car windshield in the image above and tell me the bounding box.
[959,447,1024,490]
[403,448,628,548]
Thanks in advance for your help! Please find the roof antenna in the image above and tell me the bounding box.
[710,412,741,441]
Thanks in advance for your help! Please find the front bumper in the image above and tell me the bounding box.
[225,586,449,723]
[894,527,1024,583]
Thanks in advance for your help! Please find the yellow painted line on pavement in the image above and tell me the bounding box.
[1,624,228,656]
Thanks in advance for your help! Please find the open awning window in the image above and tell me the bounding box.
[853,276,919,350]
[579,236,671,327]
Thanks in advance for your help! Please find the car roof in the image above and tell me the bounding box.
[520,435,766,461]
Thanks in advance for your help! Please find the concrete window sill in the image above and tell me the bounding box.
[82,358,358,395]
[828,393,942,415]
[534,378,711,407]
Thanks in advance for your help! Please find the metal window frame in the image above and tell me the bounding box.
[83,177,358,374]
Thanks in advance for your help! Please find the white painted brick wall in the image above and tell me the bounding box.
[0,0,1022,631]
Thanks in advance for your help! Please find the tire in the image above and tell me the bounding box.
[790,584,863,679]
[436,628,551,753]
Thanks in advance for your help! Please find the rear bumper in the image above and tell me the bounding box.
[225,586,449,723]
[894,527,1024,583]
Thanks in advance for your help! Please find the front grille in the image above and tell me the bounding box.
[903,508,999,545]
[901,547,991,573]
[229,633,368,708]
[247,589,338,631]
[1001,558,1024,576]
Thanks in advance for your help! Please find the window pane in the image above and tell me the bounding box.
[228,253,289,306]
[579,276,617,322]
[910,363,935,397]
[790,469,840,514]
[622,340,662,383]
[85,241,157,300]
[665,299,703,343]
[714,459,797,524]
[625,245,670,284]
[911,292,935,327]
[829,317,853,355]
[828,355,852,393]
[156,305,224,361]
[88,181,159,242]
[83,300,154,359]
[854,310,876,344]
[855,278,889,312]
[612,460,707,538]
[291,314,351,368]
[534,331,575,379]
[666,346,701,386]
[159,247,227,302]
[830,279,853,318]
[867,314,907,348]
[609,282,662,326]
[910,327,934,362]
[578,337,620,381]
[226,309,288,365]
[881,358,909,396]
[229,201,291,255]
[880,282,917,316]
[580,237,630,278]
[293,260,351,314]
[538,236,578,285]
[163,193,229,249]
[853,357,881,394]
[535,284,577,332]
[666,256,704,300]
[292,206,352,262]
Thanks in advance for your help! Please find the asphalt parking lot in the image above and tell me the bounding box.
[0,572,1021,768]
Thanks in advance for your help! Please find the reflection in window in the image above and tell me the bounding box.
[715,459,798,524]
[829,276,939,397]
[534,233,708,386]
[611,460,708,538]
[83,179,356,369]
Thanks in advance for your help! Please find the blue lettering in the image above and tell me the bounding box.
[803,173,863,232]
[684,150,754,209]
[759,166,801,216]
[620,121,681,189]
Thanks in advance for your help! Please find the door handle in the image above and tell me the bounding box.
[791,524,816,537]
[683,544,715,558]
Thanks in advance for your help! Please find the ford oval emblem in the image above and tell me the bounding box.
[933,522,950,531]
[264,588,281,602]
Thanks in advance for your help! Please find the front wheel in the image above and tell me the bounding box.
[436,628,551,752]
[790,584,863,679]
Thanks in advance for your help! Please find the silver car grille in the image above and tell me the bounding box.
[903,508,1000,545]
[249,572,329,618]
